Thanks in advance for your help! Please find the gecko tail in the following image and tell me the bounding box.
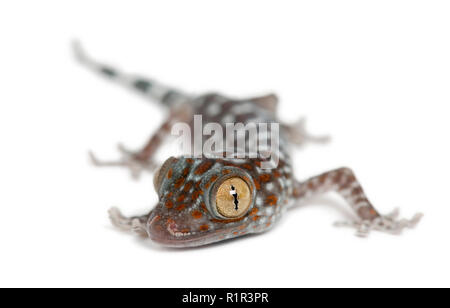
[72,40,192,107]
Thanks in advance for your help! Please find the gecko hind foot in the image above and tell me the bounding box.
[284,117,331,147]
[89,143,157,179]
[334,208,424,237]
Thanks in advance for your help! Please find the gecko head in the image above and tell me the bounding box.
[146,155,278,247]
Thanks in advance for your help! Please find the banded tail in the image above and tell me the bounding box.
[72,41,191,107]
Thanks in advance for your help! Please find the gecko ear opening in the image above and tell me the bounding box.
[153,156,176,193]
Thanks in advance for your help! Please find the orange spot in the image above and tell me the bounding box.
[369,209,377,216]
[199,225,209,231]
[191,210,203,219]
[152,215,161,222]
[266,195,278,206]
[195,181,201,189]
[242,164,253,170]
[222,169,231,174]
[252,215,260,221]
[174,177,184,188]
[181,228,190,234]
[192,190,202,201]
[186,158,194,164]
[254,179,261,190]
[238,224,246,230]
[204,175,218,189]
[176,204,186,211]
[255,160,262,168]
[249,207,259,216]
[233,231,239,236]
[182,182,193,193]
[200,202,208,213]
[266,222,272,228]
[194,161,213,175]
[273,170,281,178]
[167,168,173,179]
[165,200,173,209]
[259,174,271,183]
[177,194,186,202]
[182,167,190,176]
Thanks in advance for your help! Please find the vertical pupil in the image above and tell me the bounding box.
[230,185,239,210]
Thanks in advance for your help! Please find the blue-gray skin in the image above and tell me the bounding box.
[74,42,422,247]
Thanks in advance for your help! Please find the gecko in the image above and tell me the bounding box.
[74,42,422,248]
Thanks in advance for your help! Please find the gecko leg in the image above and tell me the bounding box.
[109,207,150,236]
[89,144,157,179]
[90,106,192,179]
[282,117,331,147]
[293,168,423,237]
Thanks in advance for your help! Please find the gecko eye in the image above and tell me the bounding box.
[214,177,252,218]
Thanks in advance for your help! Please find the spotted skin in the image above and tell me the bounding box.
[76,43,422,247]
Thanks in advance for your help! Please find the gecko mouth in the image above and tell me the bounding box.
[147,212,247,248]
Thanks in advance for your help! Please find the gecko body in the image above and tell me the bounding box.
[75,42,422,247]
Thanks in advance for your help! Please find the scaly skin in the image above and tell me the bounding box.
[75,42,422,247]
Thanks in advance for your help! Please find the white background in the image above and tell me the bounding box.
[0,1,449,288]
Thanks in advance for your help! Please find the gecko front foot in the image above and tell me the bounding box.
[89,143,157,179]
[334,208,424,237]
[109,207,148,236]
